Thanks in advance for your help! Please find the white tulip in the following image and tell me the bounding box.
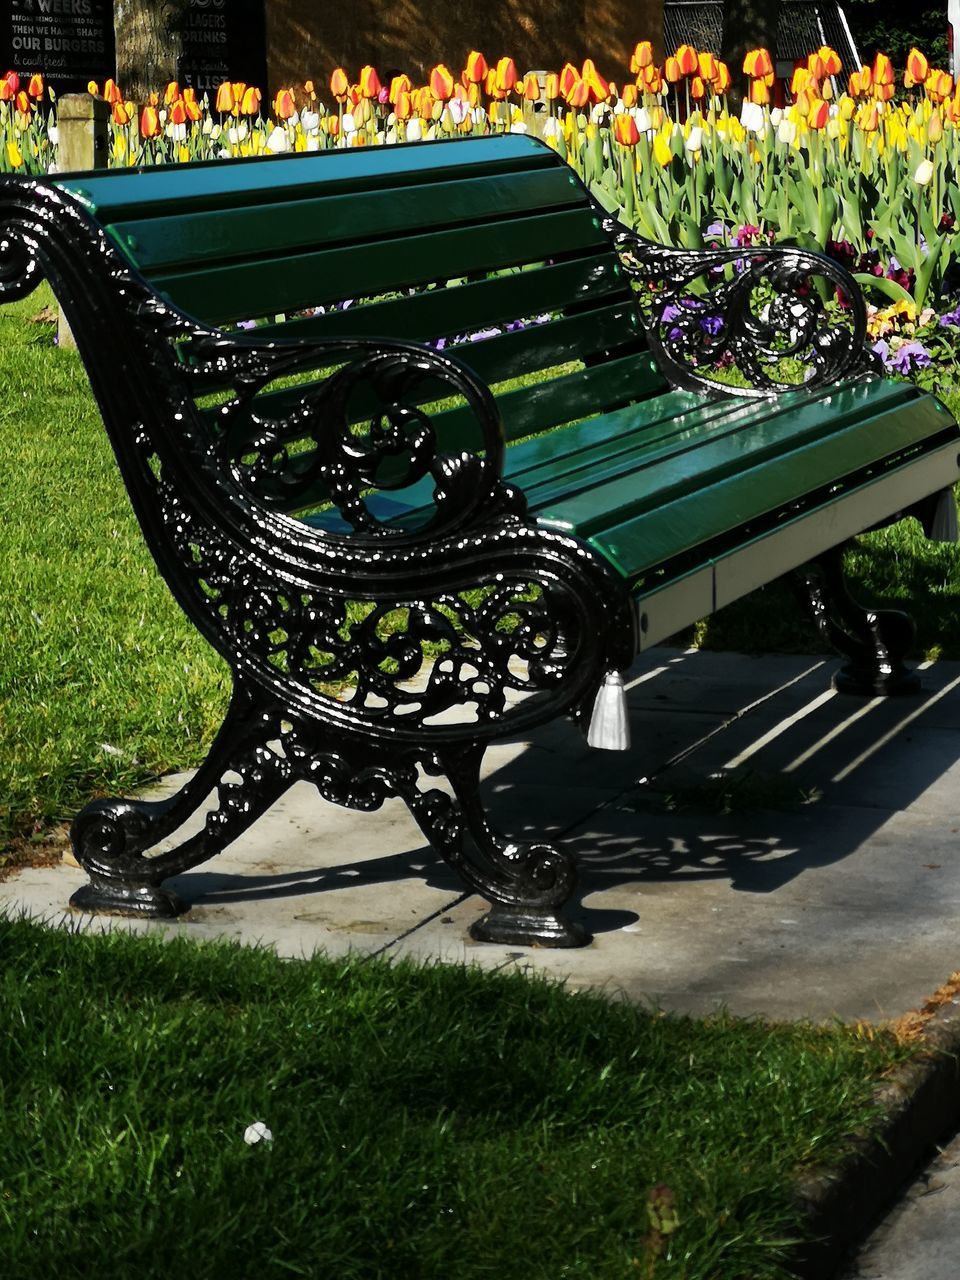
[341,112,356,134]
[635,108,651,132]
[266,127,289,153]
[914,159,934,185]
[305,134,321,151]
[541,116,561,138]
[777,119,797,145]
[405,118,423,141]
[685,126,703,152]
[740,100,764,132]
[300,110,319,131]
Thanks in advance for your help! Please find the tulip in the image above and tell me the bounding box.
[872,52,894,86]
[675,45,698,77]
[690,76,705,101]
[613,113,640,145]
[304,80,316,99]
[581,58,609,102]
[928,108,944,142]
[685,125,703,151]
[330,67,349,101]
[653,132,673,166]
[859,64,873,91]
[860,102,880,131]
[807,53,826,82]
[164,81,179,105]
[103,78,122,105]
[3,71,19,94]
[874,82,894,102]
[465,51,488,83]
[325,115,340,137]
[140,106,160,138]
[520,72,540,101]
[713,62,732,94]
[394,90,413,120]
[544,73,560,101]
[820,46,843,76]
[167,99,186,125]
[430,64,455,99]
[621,83,638,108]
[215,81,235,113]
[86,80,99,97]
[749,79,770,105]
[240,86,261,115]
[564,77,589,109]
[777,118,797,144]
[274,88,296,119]
[906,47,929,87]
[358,65,381,98]
[664,57,681,84]
[792,66,812,96]
[14,90,30,115]
[27,74,43,99]
[697,51,716,82]
[559,62,579,98]
[743,48,773,79]
[848,70,862,98]
[631,42,653,73]
[6,140,23,169]
[807,99,829,129]
[389,74,412,102]
[110,99,131,126]
[495,57,518,93]
[914,158,934,185]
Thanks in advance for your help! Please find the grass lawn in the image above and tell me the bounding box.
[0,913,914,1279]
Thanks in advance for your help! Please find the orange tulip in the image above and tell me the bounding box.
[240,86,261,115]
[520,72,540,101]
[184,95,201,121]
[807,99,829,129]
[861,102,880,131]
[273,88,296,119]
[713,61,731,94]
[807,53,826,81]
[389,74,412,103]
[847,70,862,97]
[906,47,930,87]
[304,80,316,98]
[215,81,234,112]
[230,83,246,113]
[928,107,944,141]
[697,51,716,82]
[464,51,488,83]
[872,52,894,86]
[559,62,579,98]
[330,67,349,101]
[544,73,560,101]
[140,106,160,138]
[642,66,664,94]
[15,90,31,115]
[621,83,638,107]
[326,115,340,137]
[3,71,19,94]
[819,46,842,76]
[743,48,773,79]
[112,100,132,125]
[417,88,438,120]
[103,78,122,105]
[874,81,895,101]
[859,64,873,91]
[495,57,518,93]
[27,74,43,99]
[169,99,187,125]
[0,79,14,103]
[430,64,455,99]
[749,79,771,104]
[581,58,609,102]
[674,44,698,77]
[394,90,412,120]
[690,76,706,101]
[563,77,589,109]
[631,41,654,73]
[613,113,641,146]
[664,56,681,84]
[163,80,179,105]
[358,65,381,98]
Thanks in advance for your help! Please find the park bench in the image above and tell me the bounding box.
[2,134,958,947]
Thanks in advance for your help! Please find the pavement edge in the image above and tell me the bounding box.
[789,999,960,1278]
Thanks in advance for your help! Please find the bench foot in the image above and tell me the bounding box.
[69,880,188,919]
[470,903,590,948]
[800,546,919,697]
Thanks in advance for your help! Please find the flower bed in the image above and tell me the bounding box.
[4,44,960,385]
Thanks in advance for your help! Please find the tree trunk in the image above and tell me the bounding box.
[721,0,782,109]
[114,0,190,103]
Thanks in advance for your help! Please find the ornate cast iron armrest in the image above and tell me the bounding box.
[180,330,522,543]
[598,213,881,399]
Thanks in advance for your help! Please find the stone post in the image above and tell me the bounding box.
[55,95,111,351]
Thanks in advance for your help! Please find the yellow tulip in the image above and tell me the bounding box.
[653,132,673,165]
[6,140,23,168]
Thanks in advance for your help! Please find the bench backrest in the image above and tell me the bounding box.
[54,137,667,458]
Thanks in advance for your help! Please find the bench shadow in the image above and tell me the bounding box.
[166,647,960,939]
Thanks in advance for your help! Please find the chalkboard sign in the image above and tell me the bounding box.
[4,0,115,97]
[178,0,267,98]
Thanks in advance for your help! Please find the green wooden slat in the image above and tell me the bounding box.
[534,379,923,538]
[56,135,560,222]
[153,207,610,324]
[107,168,587,273]
[237,302,646,438]
[582,392,957,580]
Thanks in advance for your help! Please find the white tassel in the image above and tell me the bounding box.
[586,670,631,751]
[928,488,959,542]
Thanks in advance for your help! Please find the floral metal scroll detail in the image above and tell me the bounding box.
[599,211,880,398]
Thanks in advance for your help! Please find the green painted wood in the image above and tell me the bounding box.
[107,168,587,273]
[56,135,561,222]
[248,255,629,347]
[152,207,610,324]
[583,392,957,581]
